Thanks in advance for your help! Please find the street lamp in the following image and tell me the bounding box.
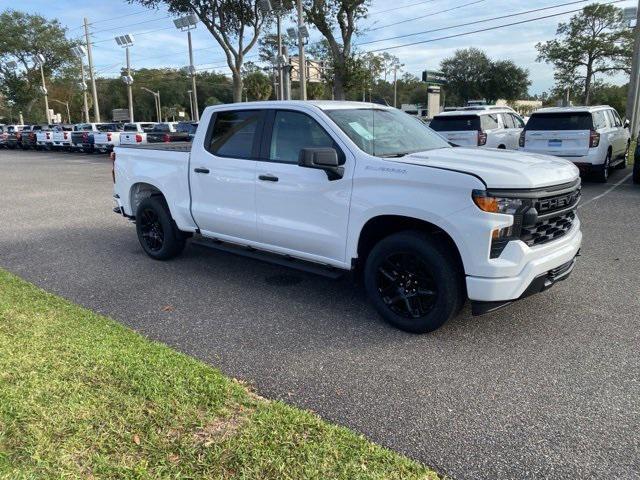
[33,54,51,123]
[141,87,162,123]
[286,13,310,101]
[115,34,135,122]
[173,14,200,121]
[51,99,71,123]
[258,0,288,101]
[70,46,91,123]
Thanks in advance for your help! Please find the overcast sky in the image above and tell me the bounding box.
[1,0,634,94]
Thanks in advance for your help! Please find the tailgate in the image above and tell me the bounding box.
[437,130,477,147]
[120,133,140,144]
[94,133,109,144]
[524,130,590,157]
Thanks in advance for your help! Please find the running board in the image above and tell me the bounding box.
[191,236,345,279]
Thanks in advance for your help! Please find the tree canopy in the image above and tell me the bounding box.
[536,3,632,105]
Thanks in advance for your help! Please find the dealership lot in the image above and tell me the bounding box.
[0,150,638,479]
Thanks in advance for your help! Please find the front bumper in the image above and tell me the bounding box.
[471,254,577,315]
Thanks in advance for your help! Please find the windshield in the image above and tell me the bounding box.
[325,108,450,157]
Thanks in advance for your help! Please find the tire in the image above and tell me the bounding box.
[135,197,186,260]
[363,231,465,333]
[615,142,629,170]
[594,150,611,183]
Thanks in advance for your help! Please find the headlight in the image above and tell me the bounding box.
[472,190,524,215]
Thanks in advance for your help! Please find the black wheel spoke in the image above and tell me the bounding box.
[375,251,438,320]
[139,208,164,252]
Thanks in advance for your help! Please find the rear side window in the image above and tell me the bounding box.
[429,115,480,131]
[592,111,608,130]
[500,113,515,129]
[610,109,622,127]
[208,110,262,159]
[526,112,593,131]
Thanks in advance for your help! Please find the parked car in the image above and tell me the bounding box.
[5,125,26,149]
[93,123,126,153]
[176,121,198,142]
[429,109,525,149]
[145,122,186,143]
[51,124,75,150]
[112,101,582,334]
[119,122,157,146]
[71,123,106,153]
[0,125,7,147]
[519,106,630,182]
[19,125,47,150]
[35,124,59,150]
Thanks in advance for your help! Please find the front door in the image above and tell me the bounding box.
[190,109,265,242]
[254,109,353,266]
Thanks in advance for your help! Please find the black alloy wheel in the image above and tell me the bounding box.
[376,252,438,319]
[138,207,165,252]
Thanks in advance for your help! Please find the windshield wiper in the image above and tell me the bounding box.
[379,153,408,158]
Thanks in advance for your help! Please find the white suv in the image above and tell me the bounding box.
[429,108,525,150]
[519,106,630,182]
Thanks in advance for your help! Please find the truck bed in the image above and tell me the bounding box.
[117,142,192,152]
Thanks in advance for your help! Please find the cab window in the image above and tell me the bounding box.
[268,111,336,164]
[207,110,263,159]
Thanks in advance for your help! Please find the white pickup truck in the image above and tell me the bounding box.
[112,101,582,333]
[119,122,157,146]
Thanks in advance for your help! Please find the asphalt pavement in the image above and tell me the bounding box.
[0,149,638,479]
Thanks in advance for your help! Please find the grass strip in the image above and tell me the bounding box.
[0,269,439,479]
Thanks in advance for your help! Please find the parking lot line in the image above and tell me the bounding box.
[578,172,633,209]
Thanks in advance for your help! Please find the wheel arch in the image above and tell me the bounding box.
[129,182,167,218]
[354,214,465,274]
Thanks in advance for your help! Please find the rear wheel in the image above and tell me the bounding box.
[594,150,611,183]
[364,231,464,333]
[135,197,186,260]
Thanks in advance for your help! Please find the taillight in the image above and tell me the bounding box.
[135,134,142,143]
[477,130,487,146]
[589,129,600,148]
[162,133,170,143]
[110,152,116,183]
[519,130,525,147]
[82,132,88,141]
[107,133,112,141]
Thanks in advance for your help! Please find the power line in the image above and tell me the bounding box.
[368,0,443,16]
[357,0,590,46]
[90,15,172,35]
[364,0,625,52]
[369,0,487,31]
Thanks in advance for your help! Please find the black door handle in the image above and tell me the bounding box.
[259,174,279,182]
[194,167,210,174]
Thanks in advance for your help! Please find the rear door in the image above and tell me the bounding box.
[189,109,264,242]
[604,109,625,158]
[428,115,480,146]
[254,109,352,265]
[523,112,592,156]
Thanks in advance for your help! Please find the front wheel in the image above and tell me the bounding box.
[135,197,186,260]
[363,231,464,333]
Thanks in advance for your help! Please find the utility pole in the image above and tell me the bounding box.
[296,0,306,100]
[277,13,284,100]
[80,63,90,123]
[187,89,194,119]
[125,46,134,122]
[84,17,101,122]
[624,3,640,140]
[38,61,51,124]
[187,30,199,121]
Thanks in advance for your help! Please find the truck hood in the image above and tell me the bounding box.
[394,147,580,189]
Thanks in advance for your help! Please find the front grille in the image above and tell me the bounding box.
[521,210,576,247]
[548,258,575,280]
[533,188,581,215]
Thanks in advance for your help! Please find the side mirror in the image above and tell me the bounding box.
[624,119,630,129]
[298,148,344,180]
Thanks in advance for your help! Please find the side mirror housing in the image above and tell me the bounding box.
[624,119,630,129]
[298,148,344,180]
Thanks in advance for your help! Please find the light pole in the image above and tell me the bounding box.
[187,89,194,119]
[393,63,404,108]
[115,34,135,122]
[51,99,71,123]
[33,54,51,123]
[71,46,90,123]
[141,87,161,123]
[84,17,101,122]
[296,0,307,100]
[258,0,288,101]
[174,14,200,121]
